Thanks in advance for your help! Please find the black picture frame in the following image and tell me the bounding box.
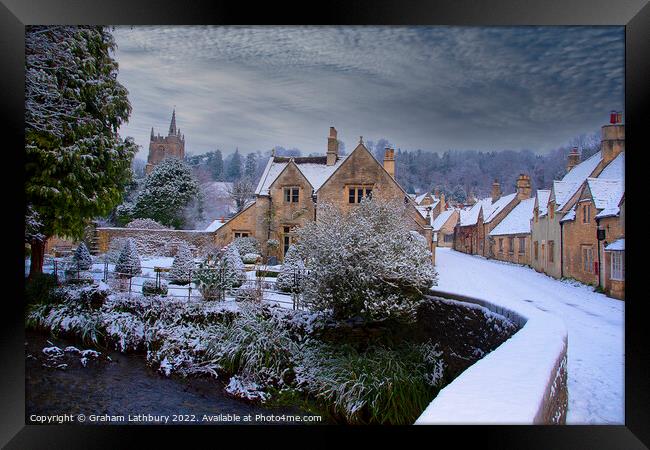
[2,0,647,447]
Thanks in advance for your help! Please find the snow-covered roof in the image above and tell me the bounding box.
[555,152,602,211]
[597,152,624,181]
[415,192,429,203]
[586,178,624,210]
[605,238,624,251]
[561,151,601,184]
[560,204,576,223]
[484,193,517,223]
[489,197,536,236]
[536,190,551,216]
[459,202,479,227]
[205,219,226,232]
[553,180,579,211]
[432,209,456,232]
[254,155,349,196]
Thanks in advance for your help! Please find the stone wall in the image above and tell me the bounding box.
[416,289,568,425]
[96,227,215,256]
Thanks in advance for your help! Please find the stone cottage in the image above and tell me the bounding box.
[211,127,435,262]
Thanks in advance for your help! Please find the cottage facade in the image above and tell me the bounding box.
[211,127,435,262]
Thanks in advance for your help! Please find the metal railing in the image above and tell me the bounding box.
[38,256,307,310]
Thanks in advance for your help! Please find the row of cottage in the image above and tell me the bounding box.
[95,115,624,299]
[414,113,624,300]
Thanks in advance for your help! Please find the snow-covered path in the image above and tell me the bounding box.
[434,247,624,424]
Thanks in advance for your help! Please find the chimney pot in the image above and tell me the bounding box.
[610,110,617,124]
[220,216,225,223]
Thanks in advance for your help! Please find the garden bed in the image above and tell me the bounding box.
[25,283,518,425]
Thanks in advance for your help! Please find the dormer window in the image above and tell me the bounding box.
[284,187,300,203]
[347,185,373,203]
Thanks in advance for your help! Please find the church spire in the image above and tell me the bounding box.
[168,108,177,136]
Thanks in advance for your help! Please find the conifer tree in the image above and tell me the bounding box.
[276,245,305,293]
[71,242,93,271]
[115,238,141,277]
[169,243,194,285]
[25,26,137,276]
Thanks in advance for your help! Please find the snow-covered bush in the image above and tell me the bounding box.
[266,239,279,250]
[296,199,437,323]
[169,243,194,285]
[142,279,168,296]
[231,237,260,256]
[225,375,269,402]
[71,242,92,270]
[115,238,141,277]
[276,245,305,293]
[125,218,169,229]
[195,246,245,301]
[242,253,260,264]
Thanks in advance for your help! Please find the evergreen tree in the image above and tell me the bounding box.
[244,152,257,180]
[276,245,305,293]
[169,243,194,285]
[115,238,141,277]
[25,26,137,276]
[132,158,200,228]
[227,148,243,181]
[71,242,92,270]
[210,149,224,181]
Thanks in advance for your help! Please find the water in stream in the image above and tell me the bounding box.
[25,330,324,425]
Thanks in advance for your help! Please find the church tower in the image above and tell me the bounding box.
[145,108,186,174]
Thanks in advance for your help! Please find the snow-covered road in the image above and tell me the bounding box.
[434,247,624,424]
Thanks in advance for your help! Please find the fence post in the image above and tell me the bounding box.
[103,257,108,282]
[188,268,192,301]
[53,259,58,284]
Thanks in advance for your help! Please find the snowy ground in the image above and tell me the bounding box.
[434,247,624,424]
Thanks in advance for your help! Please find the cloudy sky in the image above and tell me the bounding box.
[112,26,624,159]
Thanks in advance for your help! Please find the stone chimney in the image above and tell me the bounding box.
[516,174,532,200]
[491,180,501,203]
[601,111,624,166]
[383,148,395,178]
[439,192,446,213]
[567,147,581,172]
[434,187,440,198]
[327,127,338,166]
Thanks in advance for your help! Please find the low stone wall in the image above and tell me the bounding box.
[415,289,568,425]
[96,227,215,256]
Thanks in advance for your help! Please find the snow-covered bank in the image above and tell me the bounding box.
[416,290,567,424]
[424,248,624,424]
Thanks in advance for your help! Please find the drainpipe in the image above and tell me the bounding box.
[560,221,564,279]
[596,217,602,288]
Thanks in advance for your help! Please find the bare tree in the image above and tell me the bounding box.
[228,178,255,212]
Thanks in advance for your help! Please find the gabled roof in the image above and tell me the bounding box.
[535,190,551,216]
[255,155,349,196]
[597,152,624,181]
[459,198,491,226]
[560,204,577,223]
[553,180,579,211]
[415,192,429,204]
[484,193,517,223]
[432,209,456,232]
[489,197,536,236]
[585,178,624,210]
[555,152,602,211]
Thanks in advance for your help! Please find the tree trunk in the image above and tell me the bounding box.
[29,238,46,279]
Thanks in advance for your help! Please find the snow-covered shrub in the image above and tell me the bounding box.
[296,199,437,323]
[294,341,444,425]
[142,279,168,297]
[231,237,260,256]
[242,253,260,264]
[276,245,305,293]
[115,238,141,277]
[205,304,297,385]
[266,239,279,250]
[125,218,168,229]
[169,243,194,285]
[195,247,244,301]
[71,242,92,270]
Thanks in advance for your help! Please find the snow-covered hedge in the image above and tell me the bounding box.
[231,237,260,256]
[125,218,169,229]
[296,199,437,322]
[242,253,260,264]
